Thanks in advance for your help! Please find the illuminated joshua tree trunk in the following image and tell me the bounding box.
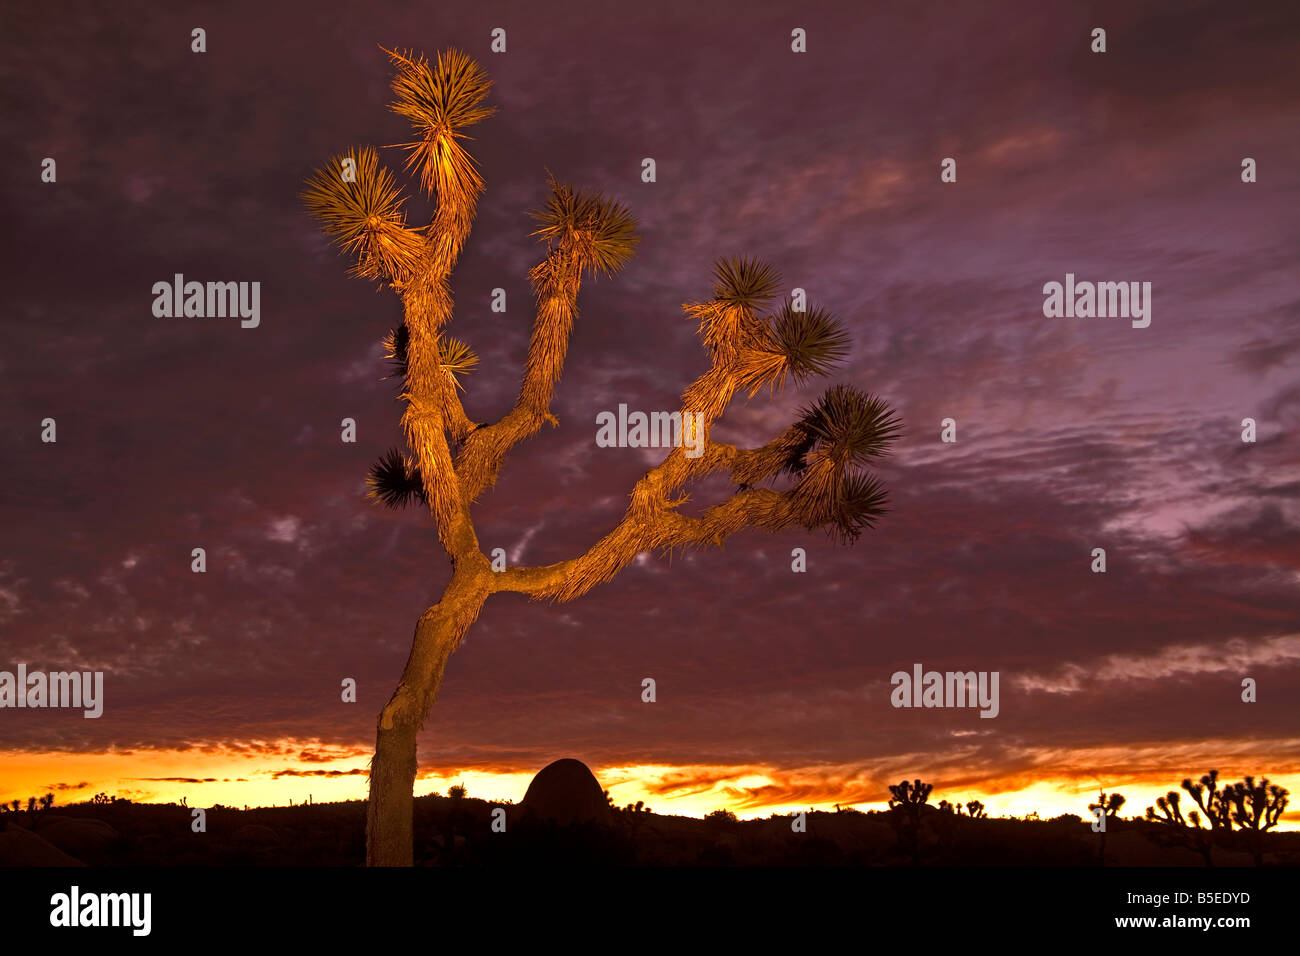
[304,48,902,866]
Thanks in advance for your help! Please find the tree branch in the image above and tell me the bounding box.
[487,423,813,603]
[491,487,795,603]
[452,179,638,500]
[453,251,582,498]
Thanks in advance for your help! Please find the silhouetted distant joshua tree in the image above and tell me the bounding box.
[965,800,986,819]
[889,779,933,809]
[888,779,933,865]
[39,793,53,811]
[11,799,21,813]
[1180,769,1233,831]
[303,47,901,866]
[1145,789,1214,867]
[26,797,36,814]
[937,799,955,814]
[1224,776,1289,866]
[1147,790,1189,825]
[1089,790,1125,821]
[1088,790,1125,865]
[1144,770,1289,866]
[448,784,466,801]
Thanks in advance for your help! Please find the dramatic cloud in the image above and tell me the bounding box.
[1,0,1297,818]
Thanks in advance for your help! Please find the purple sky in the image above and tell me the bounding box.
[2,0,1298,812]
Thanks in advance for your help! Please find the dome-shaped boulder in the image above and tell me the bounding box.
[233,823,281,846]
[36,817,119,856]
[520,758,610,827]
[0,825,86,866]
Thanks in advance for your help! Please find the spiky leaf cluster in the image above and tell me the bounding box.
[712,257,781,309]
[437,336,478,386]
[733,303,851,396]
[686,258,778,361]
[821,471,890,542]
[686,260,850,398]
[386,47,494,199]
[530,178,640,278]
[777,385,902,541]
[767,304,851,383]
[366,447,427,508]
[382,325,410,378]
[301,147,425,282]
[797,385,903,469]
[383,326,478,389]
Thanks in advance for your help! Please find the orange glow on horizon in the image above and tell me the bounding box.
[1,744,1296,832]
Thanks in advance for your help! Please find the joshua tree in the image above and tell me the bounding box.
[9,800,18,813]
[26,797,36,814]
[887,779,932,864]
[965,800,986,819]
[1147,791,1185,825]
[303,48,901,866]
[1139,770,1232,867]
[888,780,932,810]
[1145,790,1214,867]
[1224,776,1289,866]
[448,784,466,801]
[39,793,53,811]
[1089,790,1125,821]
[937,799,954,814]
[1180,769,1233,831]
[1088,790,1125,865]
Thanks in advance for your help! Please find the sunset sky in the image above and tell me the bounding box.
[2,1,1298,828]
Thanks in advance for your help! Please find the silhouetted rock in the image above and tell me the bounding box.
[233,824,280,846]
[0,825,86,866]
[35,817,118,856]
[521,758,610,826]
